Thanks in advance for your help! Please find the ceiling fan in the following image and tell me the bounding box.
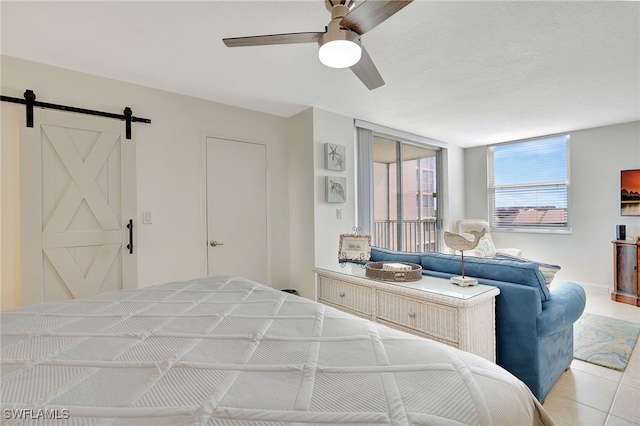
[222,0,413,90]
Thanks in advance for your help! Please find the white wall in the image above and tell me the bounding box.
[283,107,357,300]
[1,55,293,309]
[464,121,640,290]
[285,108,315,299]
[0,98,21,310]
[312,109,356,268]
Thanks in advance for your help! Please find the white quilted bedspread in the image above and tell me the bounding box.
[1,275,553,425]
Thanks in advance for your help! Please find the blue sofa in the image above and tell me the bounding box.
[369,247,586,402]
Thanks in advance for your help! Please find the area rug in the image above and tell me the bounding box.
[573,313,640,371]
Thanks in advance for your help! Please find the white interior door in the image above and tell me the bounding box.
[20,108,137,305]
[206,137,268,284]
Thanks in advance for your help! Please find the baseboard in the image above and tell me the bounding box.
[569,280,611,295]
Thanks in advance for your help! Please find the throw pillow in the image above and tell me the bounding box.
[474,237,496,258]
[495,253,561,287]
[457,233,496,258]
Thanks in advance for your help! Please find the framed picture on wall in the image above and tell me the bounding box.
[339,233,372,261]
[324,143,346,171]
[326,176,346,203]
[621,169,640,216]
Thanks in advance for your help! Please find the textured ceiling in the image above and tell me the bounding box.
[1,1,638,147]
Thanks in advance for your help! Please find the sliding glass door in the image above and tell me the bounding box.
[372,137,439,252]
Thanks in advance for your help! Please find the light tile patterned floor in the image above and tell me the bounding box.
[543,290,640,425]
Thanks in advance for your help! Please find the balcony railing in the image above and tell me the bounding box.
[374,219,439,253]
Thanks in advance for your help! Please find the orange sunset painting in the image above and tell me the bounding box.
[621,169,640,216]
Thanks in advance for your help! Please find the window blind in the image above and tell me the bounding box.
[356,127,374,236]
[489,135,570,231]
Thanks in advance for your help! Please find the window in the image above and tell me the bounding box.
[489,135,570,232]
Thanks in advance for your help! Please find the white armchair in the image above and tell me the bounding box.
[456,219,522,257]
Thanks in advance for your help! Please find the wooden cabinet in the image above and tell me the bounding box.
[314,265,500,362]
[375,291,459,345]
[612,240,640,306]
[316,276,373,319]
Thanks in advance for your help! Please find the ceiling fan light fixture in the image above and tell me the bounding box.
[318,29,361,68]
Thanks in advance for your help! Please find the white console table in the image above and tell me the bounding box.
[314,263,500,362]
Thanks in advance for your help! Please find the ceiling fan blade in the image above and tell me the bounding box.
[350,46,385,90]
[223,32,324,47]
[340,0,413,35]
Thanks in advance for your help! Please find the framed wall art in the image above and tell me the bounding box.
[326,176,346,203]
[324,143,346,171]
[338,233,372,261]
[621,169,640,216]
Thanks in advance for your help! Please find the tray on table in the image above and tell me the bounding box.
[365,262,422,282]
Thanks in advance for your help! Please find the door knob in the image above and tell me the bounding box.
[210,240,224,247]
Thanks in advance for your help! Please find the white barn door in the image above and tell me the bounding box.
[20,108,137,305]
[206,138,268,284]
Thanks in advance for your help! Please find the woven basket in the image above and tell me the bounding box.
[365,262,422,282]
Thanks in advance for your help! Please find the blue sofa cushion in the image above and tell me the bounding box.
[538,281,587,336]
[370,247,423,265]
[420,252,551,302]
[495,252,561,287]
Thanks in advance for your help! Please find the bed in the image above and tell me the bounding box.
[1,275,553,425]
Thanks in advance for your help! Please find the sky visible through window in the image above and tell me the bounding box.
[493,136,568,209]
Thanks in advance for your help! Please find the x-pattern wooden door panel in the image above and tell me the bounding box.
[21,109,137,305]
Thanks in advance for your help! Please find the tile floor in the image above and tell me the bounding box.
[542,289,640,425]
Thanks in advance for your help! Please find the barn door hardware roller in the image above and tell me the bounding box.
[0,89,151,139]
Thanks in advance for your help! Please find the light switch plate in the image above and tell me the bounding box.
[142,211,152,224]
